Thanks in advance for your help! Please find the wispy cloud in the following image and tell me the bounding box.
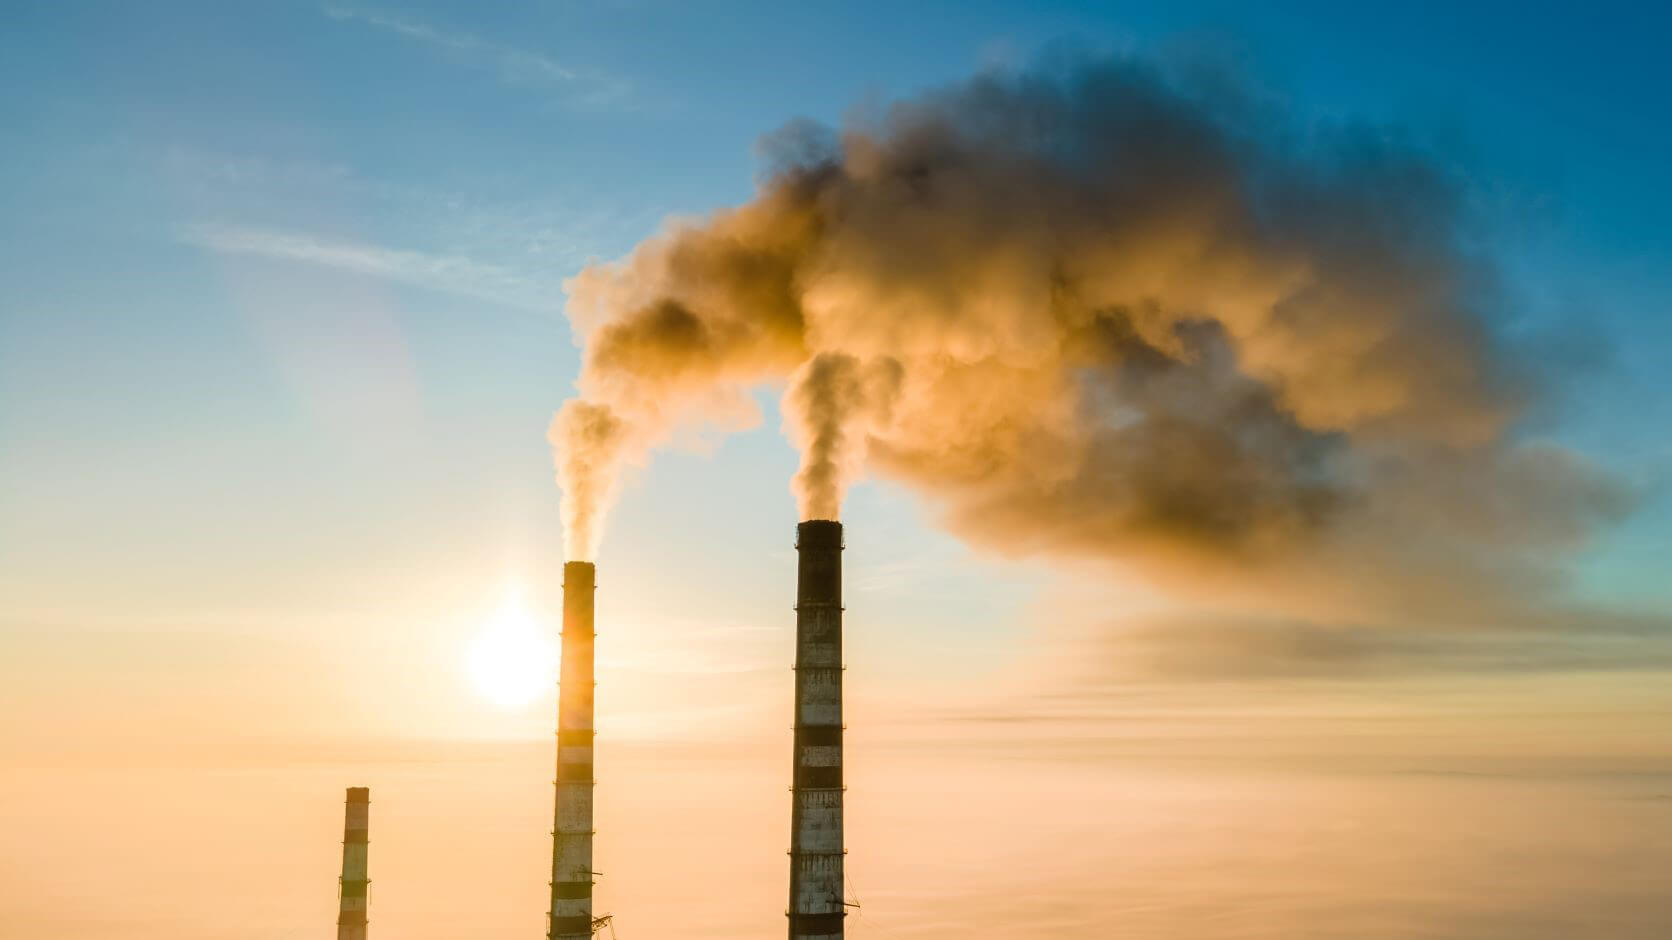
[182,222,555,311]
[322,5,627,105]
[155,144,651,273]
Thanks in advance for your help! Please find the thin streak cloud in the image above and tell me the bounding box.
[181,222,553,311]
[322,5,628,104]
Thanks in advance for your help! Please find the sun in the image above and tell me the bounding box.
[467,593,555,708]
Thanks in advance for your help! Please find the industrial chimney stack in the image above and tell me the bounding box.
[337,787,370,940]
[549,561,597,939]
[788,520,845,939]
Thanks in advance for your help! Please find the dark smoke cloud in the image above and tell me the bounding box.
[550,54,1629,605]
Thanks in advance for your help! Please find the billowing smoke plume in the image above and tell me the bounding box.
[785,352,903,519]
[550,56,1627,595]
[549,400,629,560]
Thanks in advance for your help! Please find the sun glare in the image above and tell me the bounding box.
[468,593,555,708]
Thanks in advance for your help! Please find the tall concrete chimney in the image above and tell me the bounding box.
[337,787,370,940]
[788,520,845,939]
[549,561,597,939]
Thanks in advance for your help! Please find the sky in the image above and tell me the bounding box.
[2,2,1670,938]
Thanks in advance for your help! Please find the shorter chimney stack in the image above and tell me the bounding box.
[549,561,598,939]
[337,787,370,940]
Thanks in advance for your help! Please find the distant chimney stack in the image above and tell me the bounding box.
[549,561,598,939]
[788,520,845,939]
[337,787,370,940]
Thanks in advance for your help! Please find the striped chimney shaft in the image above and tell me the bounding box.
[549,561,596,939]
[788,520,845,939]
[337,787,370,940]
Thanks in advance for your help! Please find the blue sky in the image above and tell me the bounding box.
[3,0,1671,734]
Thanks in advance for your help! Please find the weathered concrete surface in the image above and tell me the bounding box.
[550,562,596,940]
[337,787,370,940]
[789,521,845,940]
